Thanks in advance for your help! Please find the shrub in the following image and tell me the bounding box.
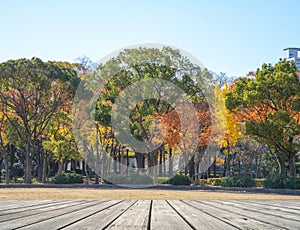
[166,174,191,186]
[199,179,209,186]
[253,179,265,188]
[104,173,154,185]
[52,172,83,184]
[206,178,223,186]
[263,175,300,189]
[263,175,285,189]
[129,173,153,185]
[8,178,24,183]
[103,174,128,184]
[158,177,169,184]
[283,176,300,189]
[221,176,255,188]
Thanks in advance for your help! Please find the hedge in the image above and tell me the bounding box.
[221,176,255,188]
[52,173,83,184]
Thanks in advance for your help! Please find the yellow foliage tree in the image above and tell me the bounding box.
[213,83,241,176]
[0,107,10,184]
[43,111,80,174]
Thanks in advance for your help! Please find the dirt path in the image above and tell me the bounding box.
[1,188,300,200]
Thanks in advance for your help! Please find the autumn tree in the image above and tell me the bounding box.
[213,83,241,177]
[0,105,10,184]
[43,111,80,177]
[160,102,211,181]
[0,58,80,183]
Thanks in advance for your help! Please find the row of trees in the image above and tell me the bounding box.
[0,47,299,184]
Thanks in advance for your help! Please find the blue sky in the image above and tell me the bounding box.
[1,0,299,77]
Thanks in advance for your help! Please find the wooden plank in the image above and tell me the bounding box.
[200,200,300,229]
[167,200,237,230]
[0,200,59,212]
[247,200,300,210]
[105,200,150,230]
[0,200,85,222]
[20,200,123,230]
[230,200,300,216]
[213,200,300,222]
[0,200,106,229]
[0,200,75,216]
[1,199,299,229]
[186,200,282,230]
[62,200,137,229]
[150,200,191,230]
[283,200,300,206]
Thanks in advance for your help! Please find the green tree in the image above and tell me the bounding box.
[226,59,300,176]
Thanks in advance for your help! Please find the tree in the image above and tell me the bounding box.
[234,136,264,178]
[226,59,300,176]
[0,58,80,183]
[214,83,241,177]
[77,46,213,184]
[160,102,212,181]
[43,111,80,175]
[0,106,10,184]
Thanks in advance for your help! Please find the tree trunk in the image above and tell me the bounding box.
[188,156,195,180]
[42,151,48,183]
[0,157,3,183]
[184,155,189,176]
[153,150,158,184]
[255,154,261,178]
[118,147,122,174]
[238,158,241,176]
[136,153,145,172]
[278,157,287,177]
[24,140,32,184]
[288,155,296,177]
[113,147,118,173]
[102,145,109,178]
[169,148,173,177]
[163,151,166,176]
[159,148,163,176]
[147,153,153,175]
[24,147,32,184]
[227,146,231,177]
[223,155,227,177]
[207,164,211,178]
[83,160,89,184]
[194,156,200,183]
[213,156,217,177]
[9,144,15,180]
[37,152,43,182]
[126,149,129,176]
[95,124,99,184]
[4,157,9,184]
[58,158,63,174]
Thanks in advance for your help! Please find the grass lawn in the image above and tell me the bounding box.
[0,188,300,200]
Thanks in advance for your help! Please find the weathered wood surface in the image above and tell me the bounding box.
[0,200,300,229]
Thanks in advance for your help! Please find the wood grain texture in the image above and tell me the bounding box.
[0,200,299,229]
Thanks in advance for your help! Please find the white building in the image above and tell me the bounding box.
[284,47,300,70]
